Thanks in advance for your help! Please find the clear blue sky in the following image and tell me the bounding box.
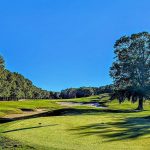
[0,0,150,91]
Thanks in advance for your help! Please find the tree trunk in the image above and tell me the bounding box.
[136,97,143,111]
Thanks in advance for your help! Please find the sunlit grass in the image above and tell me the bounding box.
[0,95,150,150]
[1,112,150,150]
[0,100,62,117]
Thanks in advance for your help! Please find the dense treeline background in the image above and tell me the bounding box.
[60,85,113,99]
[0,69,53,100]
[0,55,54,100]
[0,55,113,101]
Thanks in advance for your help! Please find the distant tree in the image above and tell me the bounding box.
[0,55,4,69]
[60,86,113,99]
[52,92,61,99]
[110,32,150,110]
[60,88,77,99]
[76,87,94,98]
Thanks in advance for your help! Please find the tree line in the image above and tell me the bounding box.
[59,85,113,99]
[0,55,113,100]
[1,32,149,111]
[0,58,52,100]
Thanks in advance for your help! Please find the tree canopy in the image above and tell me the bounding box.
[0,55,4,69]
[110,32,150,110]
[0,54,112,100]
[0,54,53,100]
[60,85,113,99]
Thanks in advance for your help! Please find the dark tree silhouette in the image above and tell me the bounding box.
[110,32,150,110]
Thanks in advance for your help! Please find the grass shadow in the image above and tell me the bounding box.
[69,116,150,141]
[0,108,140,124]
[2,124,58,133]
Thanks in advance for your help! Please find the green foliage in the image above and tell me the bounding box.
[60,86,113,99]
[110,32,150,110]
[0,54,113,101]
[0,100,61,117]
[0,55,4,69]
[0,55,53,100]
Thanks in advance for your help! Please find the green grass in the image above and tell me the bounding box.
[0,100,62,117]
[0,95,109,117]
[59,93,110,103]
[0,95,150,150]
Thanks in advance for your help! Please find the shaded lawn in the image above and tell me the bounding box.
[0,110,150,150]
[70,116,150,141]
[0,95,150,150]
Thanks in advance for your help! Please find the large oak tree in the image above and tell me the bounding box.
[110,32,150,110]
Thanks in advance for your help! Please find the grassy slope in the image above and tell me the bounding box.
[0,100,62,117]
[0,95,150,150]
[0,94,108,117]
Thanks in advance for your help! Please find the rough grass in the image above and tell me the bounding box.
[0,136,35,150]
[59,93,110,103]
[0,100,62,117]
[0,95,150,150]
[0,95,109,117]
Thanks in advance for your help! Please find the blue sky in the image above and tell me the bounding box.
[0,0,150,91]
